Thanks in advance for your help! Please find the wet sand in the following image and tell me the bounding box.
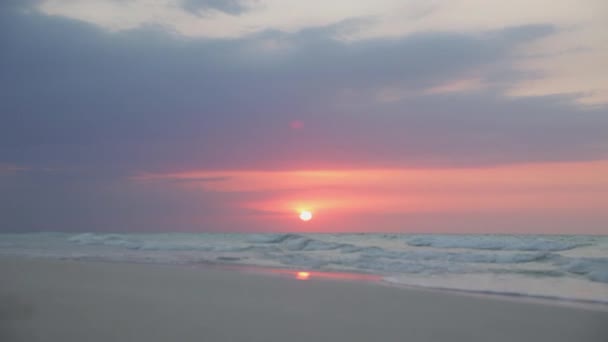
[1,257,607,342]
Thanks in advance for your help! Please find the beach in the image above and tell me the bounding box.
[1,257,606,342]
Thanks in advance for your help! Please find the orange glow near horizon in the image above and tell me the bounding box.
[133,160,608,233]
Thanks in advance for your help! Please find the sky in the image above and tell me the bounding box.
[1,0,607,234]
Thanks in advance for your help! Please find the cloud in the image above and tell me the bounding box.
[0,170,247,232]
[35,0,608,105]
[0,163,29,175]
[180,0,258,16]
[1,6,606,175]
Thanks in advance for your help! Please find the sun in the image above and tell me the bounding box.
[299,210,313,221]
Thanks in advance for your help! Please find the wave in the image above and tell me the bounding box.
[406,235,589,252]
[68,233,557,268]
[248,234,358,252]
[5,232,605,306]
[269,252,435,274]
[246,234,302,243]
[354,246,551,264]
[68,233,142,249]
[450,251,550,264]
[67,233,249,252]
[65,233,606,283]
[557,257,608,284]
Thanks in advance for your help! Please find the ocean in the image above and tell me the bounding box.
[1,233,606,304]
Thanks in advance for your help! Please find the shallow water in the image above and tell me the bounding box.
[1,233,607,304]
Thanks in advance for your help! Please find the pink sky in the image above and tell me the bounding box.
[133,160,608,234]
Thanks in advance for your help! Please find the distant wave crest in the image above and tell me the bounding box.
[557,257,608,284]
[406,235,589,252]
[68,233,249,252]
[2,232,605,304]
[65,233,607,285]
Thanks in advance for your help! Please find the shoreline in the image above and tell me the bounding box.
[199,262,608,312]
[1,232,605,306]
[5,254,608,312]
[2,256,608,341]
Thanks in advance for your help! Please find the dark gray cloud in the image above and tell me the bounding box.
[180,0,256,15]
[0,0,41,9]
[0,170,248,232]
[3,6,603,176]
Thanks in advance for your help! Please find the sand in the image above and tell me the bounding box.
[1,257,607,342]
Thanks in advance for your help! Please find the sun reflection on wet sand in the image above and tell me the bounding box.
[206,264,381,283]
[275,269,381,283]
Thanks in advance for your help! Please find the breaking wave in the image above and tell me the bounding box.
[68,233,249,252]
[556,257,608,284]
[406,235,590,251]
[2,232,606,305]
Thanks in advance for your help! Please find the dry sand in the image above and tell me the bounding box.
[1,257,607,342]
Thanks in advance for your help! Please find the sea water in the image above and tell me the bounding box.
[1,233,606,304]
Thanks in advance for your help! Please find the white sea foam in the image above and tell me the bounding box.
[68,233,249,252]
[68,233,142,249]
[383,273,608,305]
[557,257,608,284]
[1,233,606,304]
[246,233,300,243]
[406,235,590,251]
